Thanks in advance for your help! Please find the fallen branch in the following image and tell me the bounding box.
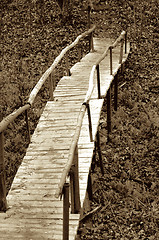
[80,205,102,222]
[119,82,127,89]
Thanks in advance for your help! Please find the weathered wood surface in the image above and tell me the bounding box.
[0,37,130,240]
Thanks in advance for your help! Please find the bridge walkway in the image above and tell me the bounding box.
[0,37,130,240]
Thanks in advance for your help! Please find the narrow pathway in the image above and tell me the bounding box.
[0,37,130,240]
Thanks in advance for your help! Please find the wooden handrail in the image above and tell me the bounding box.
[0,26,96,134]
[55,30,127,198]
[111,30,126,49]
[96,47,110,66]
[0,104,30,133]
[0,26,96,212]
[28,25,96,106]
[55,63,97,198]
[55,104,86,198]
[84,65,96,103]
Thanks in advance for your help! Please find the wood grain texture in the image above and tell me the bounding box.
[0,37,130,240]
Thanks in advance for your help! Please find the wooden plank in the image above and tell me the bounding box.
[0,37,131,240]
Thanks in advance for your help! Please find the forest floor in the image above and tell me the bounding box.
[0,0,159,239]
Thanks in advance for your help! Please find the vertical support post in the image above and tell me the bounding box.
[107,88,111,140]
[78,44,82,62]
[86,103,93,142]
[133,3,136,38]
[0,113,7,212]
[88,6,91,29]
[91,151,96,173]
[70,170,75,213]
[114,74,118,111]
[87,173,93,201]
[63,183,69,240]
[89,32,94,52]
[66,52,71,76]
[25,109,31,143]
[91,32,94,52]
[73,145,81,213]
[96,65,101,99]
[119,39,124,74]
[49,72,54,101]
[125,32,127,54]
[96,131,104,175]
[119,39,124,64]
[109,46,113,75]
[70,145,81,214]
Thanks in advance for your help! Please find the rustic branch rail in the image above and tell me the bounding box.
[0,25,129,240]
[0,25,96,134]
[0,26,96,211]
[55,30,128,239]
[28,25,96,105]
[55,30,127,199]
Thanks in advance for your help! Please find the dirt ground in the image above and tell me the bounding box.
[0,0,158,239]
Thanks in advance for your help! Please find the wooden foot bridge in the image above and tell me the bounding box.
[0,25,130,239]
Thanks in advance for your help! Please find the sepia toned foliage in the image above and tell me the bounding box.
[0,0,158,238]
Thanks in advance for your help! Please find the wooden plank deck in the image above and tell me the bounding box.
[0,37,130,240]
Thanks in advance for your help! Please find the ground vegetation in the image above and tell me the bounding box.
[0,0,158,239]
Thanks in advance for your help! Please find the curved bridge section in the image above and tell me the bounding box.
[0,30,130,240]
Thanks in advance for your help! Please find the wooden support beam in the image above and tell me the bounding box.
[63,183,69,240]
[86,103,93,142]
[73,145,81,213]
[119,39,124,74]
[125,31,127,54]
[70,145,80,214]
[109,46,113,75]
[96,64,101,99]
[49,72,54,101]
[0,113,7,212]
[66,52,71,76]
[107,88,111,139]
[88,6,91,29]
[96,131,104,175]
[78,44,82,62]
[25,109,31,143]
[114,74,118,111]
[87,173,93,201]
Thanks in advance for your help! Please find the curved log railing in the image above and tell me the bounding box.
[55,30,127,197]
[0,26,96,212]
[55,30,128,239]
[0,26,128,240]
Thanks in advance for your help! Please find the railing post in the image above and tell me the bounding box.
[87,173,93,201]
[49,72,54,101]
[63,182,69,240]
[86,103,93,142]
[70,145,81,214]
[125,32,127,54]
[89,32,94,52]
[25,109,31,143]
[78,44,82,62]
[0,113,7,212]
[109,46,113,75]
[66,52,71,76]
[119,39,124,74]
[96,131,104,175]
[119,39,124,64]
[106,88,111,140]
[96,64,101,99]
[88,6,91,29]
[114,74,118,111]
